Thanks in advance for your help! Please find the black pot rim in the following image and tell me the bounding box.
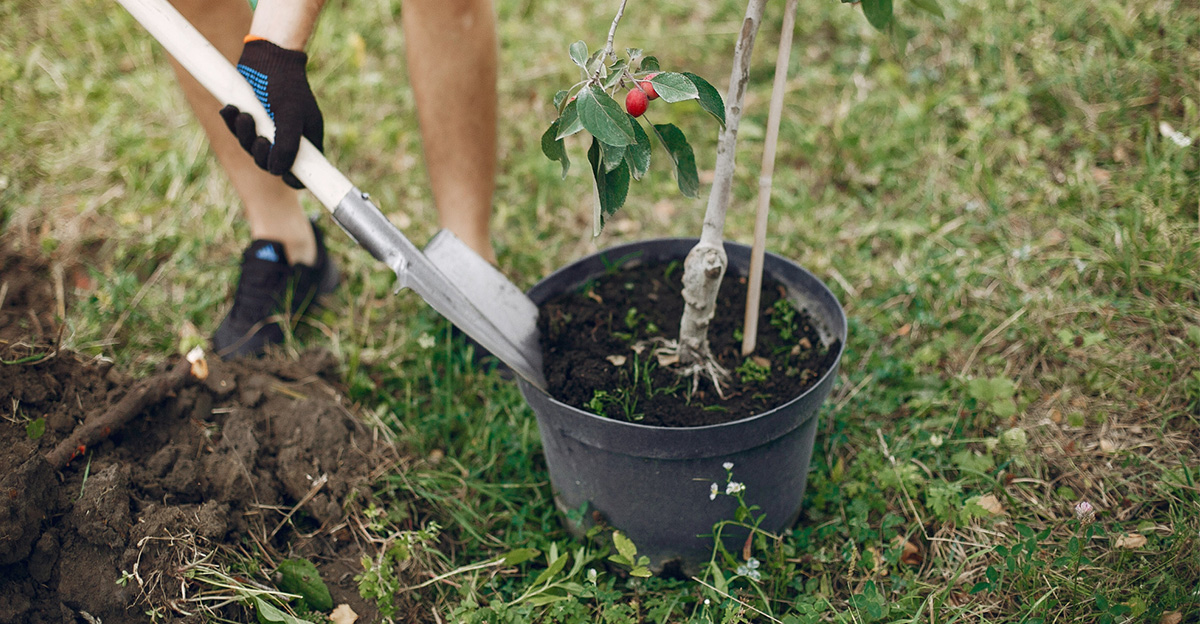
[521,237,847,439]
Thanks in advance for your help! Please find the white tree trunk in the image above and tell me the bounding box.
[677,0,768,368]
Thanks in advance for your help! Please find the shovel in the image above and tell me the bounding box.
[115,0,546,391]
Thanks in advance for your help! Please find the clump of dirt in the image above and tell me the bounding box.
[540,260,841,427]
[0,244,393,623]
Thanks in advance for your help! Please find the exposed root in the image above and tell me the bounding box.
[645,338,731,399]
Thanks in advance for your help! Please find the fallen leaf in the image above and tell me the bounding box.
[798,337,812,350]
[1114,533,1147,550]
[1091,167,1111,185]
[751,356,771,369]
[897,538,922,566]
[1159,612,1182,624]
[1070,397,1088,408]
[330,604,359,624]
[895,323,912,337]
[657,353,679,367]
[606,355,627,366]
[1049,409,1062,424]
[1099,439,1116,453]
[977,494,1004,515]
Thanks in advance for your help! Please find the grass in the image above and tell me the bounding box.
[3,0,1198,621]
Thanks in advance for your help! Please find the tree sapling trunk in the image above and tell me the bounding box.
[677,0,768,388]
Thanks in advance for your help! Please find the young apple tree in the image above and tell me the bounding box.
[542,0,934,393]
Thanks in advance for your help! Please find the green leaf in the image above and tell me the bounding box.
[553,89,569,111]
[503,548,541,566]
[605,60,628,89]
[651,123,698,197]
[625,119,651,180]
[254,598,317,624]
[861,0,893,29]
[26,417,45,440]
[640,56,660,73]
[577,86,636,147]
[969,581,990,594]
[608,553,632,566]
[630,566,652,578]
[908,0,944,18]
[709,561,728,594]
[526,593,569,607]
[600,141,626,173]
[648,72,699,103]
[681,72,725,126]
[275,558,333,612]
[612,531,638,562]
[569,41,588,67]
[588,139,631,223]
[556,100,584,139]
[541,121,570,179]
[533,551,570,586]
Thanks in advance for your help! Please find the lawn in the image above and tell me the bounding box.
[2,0,1198,621]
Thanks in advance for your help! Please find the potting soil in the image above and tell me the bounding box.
[539,260,841,427]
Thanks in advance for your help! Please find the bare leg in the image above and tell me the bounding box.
[402,0,498,263]
[167,0,317,266]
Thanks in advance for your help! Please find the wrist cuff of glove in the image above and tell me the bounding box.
[238,39,309,74]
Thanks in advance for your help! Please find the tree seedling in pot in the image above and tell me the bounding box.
[544,0,937,396]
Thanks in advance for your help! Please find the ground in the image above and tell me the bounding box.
[3,0,1199,621]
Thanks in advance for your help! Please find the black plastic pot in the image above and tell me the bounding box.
[518,238,847,573]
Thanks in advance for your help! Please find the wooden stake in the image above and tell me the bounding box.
[741,0,799,357]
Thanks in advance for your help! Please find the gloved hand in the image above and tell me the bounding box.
[220,39,324,189]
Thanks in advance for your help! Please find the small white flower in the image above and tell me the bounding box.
[747,558,760,569]
[417,333,436,349]
[749,569,762,581]
[709,483,719,500]
[929,434,944,447]
[725,481,745,495]
[1074,500,1095,523]
[723,461,734,470]
[704,599,711,606]
[1073,258,1088,274]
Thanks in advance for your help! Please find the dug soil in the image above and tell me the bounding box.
[0,243,394,623]
[540,260,841,427]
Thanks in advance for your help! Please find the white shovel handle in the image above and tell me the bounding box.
[116,0,353,210]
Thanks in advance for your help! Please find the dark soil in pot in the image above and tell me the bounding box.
[539,259,842,427]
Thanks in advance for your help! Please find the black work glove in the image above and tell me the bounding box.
[220,39,324,189]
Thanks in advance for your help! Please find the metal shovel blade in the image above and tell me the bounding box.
[331,191,547,391]
[424,229,543,372]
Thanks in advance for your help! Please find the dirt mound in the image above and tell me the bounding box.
[0,244,393,623]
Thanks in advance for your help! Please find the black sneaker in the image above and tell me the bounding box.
[212,221,339,359]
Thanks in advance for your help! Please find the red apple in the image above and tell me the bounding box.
[626,89,649,117]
